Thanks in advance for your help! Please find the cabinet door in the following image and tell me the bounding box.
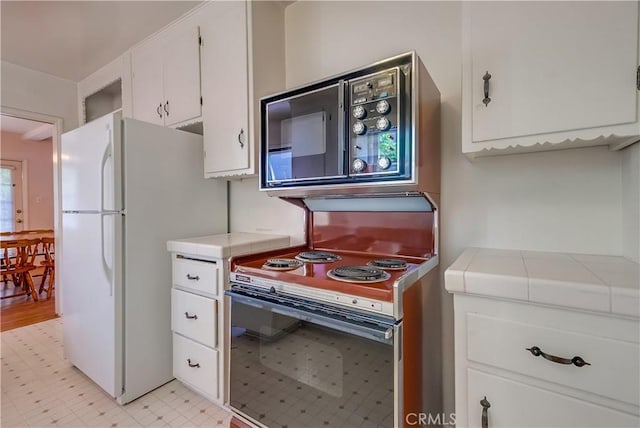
[201,0,249,175]
[131,40,164,126]
[467,369,639,428]
[468,1,638,143]
[163,25,202,126]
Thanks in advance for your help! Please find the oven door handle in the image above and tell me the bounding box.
[226,290,395,345]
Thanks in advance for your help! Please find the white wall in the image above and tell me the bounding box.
[1,61,78,132]
[230,178,307,245]
[228,0,631,416]
[1,131,55,230]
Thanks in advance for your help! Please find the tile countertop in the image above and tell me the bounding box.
[166,232,291,259]
[445,248,640,318]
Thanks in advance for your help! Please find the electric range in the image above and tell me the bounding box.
[229,247,438,319]
[225,195,442,428]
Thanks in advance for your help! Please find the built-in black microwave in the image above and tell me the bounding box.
[259,52,440,196]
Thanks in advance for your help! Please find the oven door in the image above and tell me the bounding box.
[226,288,402,428]
[262,83,347,187]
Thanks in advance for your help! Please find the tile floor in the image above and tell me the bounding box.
[1,318,232,428]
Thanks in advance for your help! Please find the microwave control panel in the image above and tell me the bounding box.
[348,67,402,176]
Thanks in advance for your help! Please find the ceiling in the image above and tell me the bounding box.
[1,115,53,141]
[1,1,201,82]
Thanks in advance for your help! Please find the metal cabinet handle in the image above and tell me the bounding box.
[482,71,492,106]
[480,396,490,428]
[164,101,169,116]
[184,312,198,320]
[526,346,590,367]
[157,104,163,118]
[238,128,245,148]
[186,274,200,281]
[187,359,200,368]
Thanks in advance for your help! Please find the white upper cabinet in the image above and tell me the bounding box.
[201,0,250,175]
[132,24,201,127]
[163,25,202,126]
[201,0,285,178]
[462,1,640,158]
[132,39,164,126]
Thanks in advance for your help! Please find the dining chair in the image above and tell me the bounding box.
[1,239,18,287]
[0,238,40,301]
[39,237,55,299]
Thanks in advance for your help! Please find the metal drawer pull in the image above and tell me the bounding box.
[164,100,169,116]
[157,104,163,118]
[184,312,198,320]
[482,71,492,106]
[480,396,490,428]
[186,274,200,281]
[526,346,590,367]
[187,359,200,368]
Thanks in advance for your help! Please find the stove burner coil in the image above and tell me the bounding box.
[368,258,408,271]
[295,251,341,263]
[262,258,303,271]
[327,265,391,283]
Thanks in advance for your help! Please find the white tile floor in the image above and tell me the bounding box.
[1,318,232,428]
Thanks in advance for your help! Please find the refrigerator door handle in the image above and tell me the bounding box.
[101,213,113,296]
[100,127,113,212]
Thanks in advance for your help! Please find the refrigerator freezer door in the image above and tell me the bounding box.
[61,113,122,212]
[61,212,123,398]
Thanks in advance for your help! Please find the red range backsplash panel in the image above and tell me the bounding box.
[309,211,435,258]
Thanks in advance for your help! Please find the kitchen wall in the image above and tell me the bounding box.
[229,0,633,417]
[1,61,78,132]
[1,131,55,229]
[230,179,307,244]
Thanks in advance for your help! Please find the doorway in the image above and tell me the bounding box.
[1,109,62,329]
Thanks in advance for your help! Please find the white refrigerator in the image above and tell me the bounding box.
[60,112,227,404]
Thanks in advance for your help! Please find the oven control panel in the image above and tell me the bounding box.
[229,272,395,317]
[348,67,402,176]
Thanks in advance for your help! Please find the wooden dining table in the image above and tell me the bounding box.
[0,230,54,243]
[1,230,55,301]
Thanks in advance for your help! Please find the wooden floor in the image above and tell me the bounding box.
[1,272,58,332]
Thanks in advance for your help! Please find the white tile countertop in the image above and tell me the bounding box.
[445,248,640,318]
[166,232,290,259]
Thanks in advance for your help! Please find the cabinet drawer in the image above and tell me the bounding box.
[173,333,218,400]
[467,313,639,406]
[467,369,639,427]
[173,257,219,296]
[171,289,217,348]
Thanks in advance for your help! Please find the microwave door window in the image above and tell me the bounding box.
[266,84,344,183]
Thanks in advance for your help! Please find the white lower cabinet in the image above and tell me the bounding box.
[452,295,640,428]
[170,255,222,403]
[173,333,219,400]
[167,233,290,406]
[171,289,217,349]
[467,369,638,428]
